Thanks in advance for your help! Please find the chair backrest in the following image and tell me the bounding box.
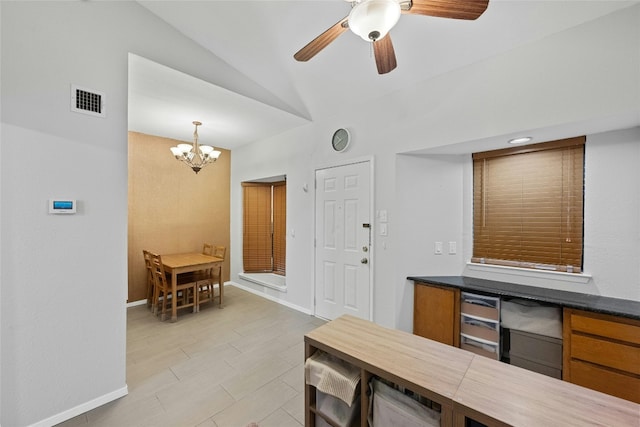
[143,250,154,279]
[213,246,226,260]
[149,253,169,290]
[202,243,213,256]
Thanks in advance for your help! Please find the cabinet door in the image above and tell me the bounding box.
[413,283,460,346]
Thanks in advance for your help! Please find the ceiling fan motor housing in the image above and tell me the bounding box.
[348,0,402,42]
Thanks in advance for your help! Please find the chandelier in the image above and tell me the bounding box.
[169,121,221,174]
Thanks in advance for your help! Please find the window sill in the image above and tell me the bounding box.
[466,262,592,284]
[238,272,287,292]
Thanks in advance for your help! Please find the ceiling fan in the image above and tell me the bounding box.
[294,0,489,75]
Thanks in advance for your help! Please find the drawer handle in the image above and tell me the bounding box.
[464,340,496,353]
[464,318,496,329]
[461,333,498,349]
[464,298,495,308]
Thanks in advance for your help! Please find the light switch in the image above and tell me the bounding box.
[379,209,388,223]
[449,241,456,254]
[435,242,443,255]
[380,223,388,236]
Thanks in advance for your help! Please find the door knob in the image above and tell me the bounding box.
[361,258,368,264]
[362,246,368,252]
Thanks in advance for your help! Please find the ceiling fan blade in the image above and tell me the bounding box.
[404,0,489,20]
[294,16,349,62]
[373,34,397,75]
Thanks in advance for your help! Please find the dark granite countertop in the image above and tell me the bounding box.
[408,276,640,320]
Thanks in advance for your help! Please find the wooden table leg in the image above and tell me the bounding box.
[171,270,178,322]
[219,264,224,308]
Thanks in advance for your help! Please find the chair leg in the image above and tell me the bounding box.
[195,283,200,313]
[219,280,224,308]
[146,281,153,309]
[159,289,168,321]
[151,283,158,314]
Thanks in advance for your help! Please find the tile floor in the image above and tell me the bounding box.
[57,286,325,427]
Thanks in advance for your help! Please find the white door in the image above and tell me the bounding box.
[315,161,371,321]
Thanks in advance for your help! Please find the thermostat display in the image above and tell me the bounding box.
[49,199,76,214]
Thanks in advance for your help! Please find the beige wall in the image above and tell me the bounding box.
[128,131,231,303]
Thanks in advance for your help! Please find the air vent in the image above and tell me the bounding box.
[71,84,106,118]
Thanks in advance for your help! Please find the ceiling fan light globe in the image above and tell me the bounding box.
[348,0,401,42]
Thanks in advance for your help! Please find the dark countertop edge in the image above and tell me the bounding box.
[408,276,640,321]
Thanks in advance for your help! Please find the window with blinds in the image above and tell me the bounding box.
[242,181,286,275]
[472,136,585,273]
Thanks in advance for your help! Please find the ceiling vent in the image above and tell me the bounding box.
[71,84,106,118]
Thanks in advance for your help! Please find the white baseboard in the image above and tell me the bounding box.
[230,282,312,315]
[29,386,128,427]
[126,299,147,308]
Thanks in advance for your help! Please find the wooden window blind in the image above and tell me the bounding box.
[242,181,286,274]
[273,182,286,276]
[243,183,273,272]
[472,136,585,273]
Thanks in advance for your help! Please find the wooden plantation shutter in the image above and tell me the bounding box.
[472,136,585,273]
[243,183,272,272]
[272,182,286,276]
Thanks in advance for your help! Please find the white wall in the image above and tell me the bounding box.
[231,4,640,331]
[0,2,260,425]
[583,128,640,299]
[395,154,466,331]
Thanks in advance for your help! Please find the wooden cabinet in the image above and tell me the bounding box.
[563,308,640,403]
[414,283,460,346]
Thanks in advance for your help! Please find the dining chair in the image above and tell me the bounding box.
[142,250,159,312]
[149,252,198,321]
[196,245,226,309]
[202,243,213,256]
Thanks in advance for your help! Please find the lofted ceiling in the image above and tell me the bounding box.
[129,0,638,150]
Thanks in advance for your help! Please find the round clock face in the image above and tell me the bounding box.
[332,128,350,152]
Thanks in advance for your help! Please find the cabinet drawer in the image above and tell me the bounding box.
[460,334,499,360]
[461,292,500,321]
[571,334,640,375]
[510,330,562,369]
[569,360,640,404]
[461,314,499,343]
[510,355,562,379]
[570,312,640,345]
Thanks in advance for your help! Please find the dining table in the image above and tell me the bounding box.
[160,252,224,322]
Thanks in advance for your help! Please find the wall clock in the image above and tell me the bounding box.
[332,128,351,152]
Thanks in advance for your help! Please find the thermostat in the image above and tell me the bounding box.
[49,199,76,214]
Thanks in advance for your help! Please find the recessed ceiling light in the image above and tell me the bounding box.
[508,136,532,144]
